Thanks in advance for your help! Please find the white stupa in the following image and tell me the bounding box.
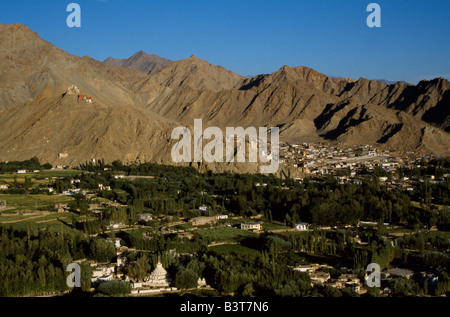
[144,257,170,288]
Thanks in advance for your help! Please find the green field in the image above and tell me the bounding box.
[0,211,73,231]
[208,244,260,256]
[0,194,74,211]
[197,226,258,243]
[0,170,82,188]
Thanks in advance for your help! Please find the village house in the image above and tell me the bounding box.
[0,184,9,190]
[66,85,80,95]
[62,188,84,196]
[54,203,69,213]
[91,263,116,286]
[331,274,361,292]
[116,251,127,268]
[92,264,116,278]
[384,268,414,279]
[138,213,153,222]
[310,271,331,285]
[241,222,262,231]
[295,222,310,231]
[106,238,121,248]
[98,184,111,191]
[108,221,126,229]
[292,263,320,273]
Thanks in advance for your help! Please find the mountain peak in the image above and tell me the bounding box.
[0,23,40,43]
[104,51,174,75]
[0,23,33,33]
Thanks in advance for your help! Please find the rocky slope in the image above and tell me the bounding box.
[104,50,174,75]
[0,23,448,169]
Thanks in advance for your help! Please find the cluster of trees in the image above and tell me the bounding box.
[69,162,431,228]
[96,280,132,297]
[0,157,52,173]
[119,230,208,255]
[26,161,443,235]
[0,226,115,296]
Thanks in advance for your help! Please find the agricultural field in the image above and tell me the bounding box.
[0,194,74,212]
[0,170,80,184]
[208,243,261,256]
[197,226,258,244]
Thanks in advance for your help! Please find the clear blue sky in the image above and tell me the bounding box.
[1,0,449,84]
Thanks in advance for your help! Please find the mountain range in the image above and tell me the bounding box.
[0,23,449,171]
[104,51,174,75]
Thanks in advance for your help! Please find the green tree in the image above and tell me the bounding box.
[128,254,151,282]
[80,261,93,292]
[175,269,199,290]
[97,280,131,296]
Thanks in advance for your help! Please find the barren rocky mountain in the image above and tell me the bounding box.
[104,50,174,75]
[0,23,448,169]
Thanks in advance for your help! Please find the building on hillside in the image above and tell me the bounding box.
[310,271,331,285]
[292,263,320,273]
[91,264,116,286]
[197,278,208,288]
[241,222,262,231]
[384,268,414,279]
[66,85,80,95]
[54,203,69,213]
[106,238,121,248]
[116,251,127,267]
[138,213,153,222]
[295,222,310,231]
[0,184,9,190]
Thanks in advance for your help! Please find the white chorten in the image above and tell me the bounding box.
[145,258,170,288]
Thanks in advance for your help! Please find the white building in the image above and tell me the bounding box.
[106,238,121,248]
[143,258,171,288]
[295,223,310,231]
[241,222,262,231]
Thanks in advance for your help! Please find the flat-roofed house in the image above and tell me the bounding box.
[241,222,262,231]
[295,222,310,231]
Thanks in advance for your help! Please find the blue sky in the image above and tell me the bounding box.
[1,0,449,84]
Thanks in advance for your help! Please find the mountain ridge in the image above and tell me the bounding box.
[0,23,449,169]
[104,50,174,75]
